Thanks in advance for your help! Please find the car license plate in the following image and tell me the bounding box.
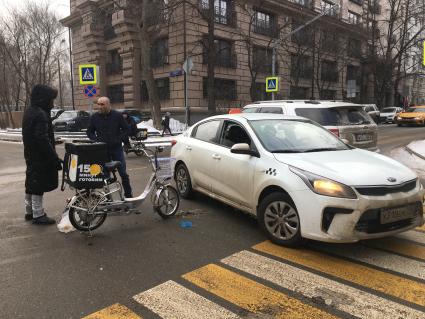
[355,134,373,142]
[380,204,420,224]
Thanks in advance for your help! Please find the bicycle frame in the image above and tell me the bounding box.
[68,142,173,215]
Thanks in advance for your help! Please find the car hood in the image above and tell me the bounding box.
[381,112,396,116]
[398,112,425,118]
[273,149,417,186]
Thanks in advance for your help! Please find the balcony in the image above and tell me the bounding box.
[106,62,122,75]
[291,0,310,7]
[254,20,279,38]
[199,1,237,27]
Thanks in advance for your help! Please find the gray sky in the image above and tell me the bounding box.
[0,0,70,19]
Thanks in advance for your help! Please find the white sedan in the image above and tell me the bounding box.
[171,113,424,246]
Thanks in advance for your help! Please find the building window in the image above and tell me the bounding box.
[348,38,362,58]
[321,0,338,16]
[253,46,276,74]
[106,50,122,75]
[321,60,338,82]
[320,89,336,99]
[321,32,339,52]
[203,78,237,100]
[290,86,309,99]
[107,85,124,103]
[200,0,235,26]
[348,11,361,25]
[104,13,116,40]
[141,78,170,101]
[291,55,312,79]
[292,0,310,7]
[369,0,381,14]
[347,65,360,82]
[151,38,169,68]
[253,9,278,37]
[203,37,236,68]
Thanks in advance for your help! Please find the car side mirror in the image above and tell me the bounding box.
[231,143,259,157]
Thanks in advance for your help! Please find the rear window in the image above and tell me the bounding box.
[295,107,373,126]
[242,108,258,113]
[259,107,283,114]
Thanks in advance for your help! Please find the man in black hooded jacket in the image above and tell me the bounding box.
[22,84,62,225]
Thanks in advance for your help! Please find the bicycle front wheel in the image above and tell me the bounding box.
[155,185,179,219]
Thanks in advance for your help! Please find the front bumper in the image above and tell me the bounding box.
[289,186,424,243]
[396,118,424,125]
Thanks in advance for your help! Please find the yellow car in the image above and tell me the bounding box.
[395,106,425,126]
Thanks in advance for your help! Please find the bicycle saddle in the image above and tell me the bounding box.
[105,161,121,171]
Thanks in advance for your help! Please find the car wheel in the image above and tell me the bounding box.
[258,192,303,247]
[175,163,193,199]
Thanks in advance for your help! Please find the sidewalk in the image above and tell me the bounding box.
[390,140,425,178]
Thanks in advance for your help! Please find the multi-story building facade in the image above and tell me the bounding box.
[61,0,388,115]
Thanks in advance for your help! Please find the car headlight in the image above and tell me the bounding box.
[289,167,357,199]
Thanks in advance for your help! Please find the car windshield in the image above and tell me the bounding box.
[406,108,425,113]
[381,107,397,112]
[295,107,373,126]
[242,108,258,113]
[250,119,349,153]
[57,111,77,120]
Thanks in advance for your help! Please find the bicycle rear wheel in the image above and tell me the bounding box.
[68,191,107,231]
[155,185,179,219]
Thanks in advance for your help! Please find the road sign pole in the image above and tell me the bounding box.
[272,46,276,101]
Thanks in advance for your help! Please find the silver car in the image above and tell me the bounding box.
[242,100,378,151]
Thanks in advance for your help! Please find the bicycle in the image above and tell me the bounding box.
[65,142,180,232]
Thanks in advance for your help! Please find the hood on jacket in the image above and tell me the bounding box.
[30,84,58,112]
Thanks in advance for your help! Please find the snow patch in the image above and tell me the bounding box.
[390,147,425,179]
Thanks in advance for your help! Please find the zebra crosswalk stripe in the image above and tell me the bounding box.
[395,230,425,245]
[133,280,241,319]
[364,237,425,261]
[253,241,425,307]
[82,303,142,319]
[222,250,425,319]
[183,264,338,319]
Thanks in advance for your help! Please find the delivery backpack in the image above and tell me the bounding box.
[62,141,108,190]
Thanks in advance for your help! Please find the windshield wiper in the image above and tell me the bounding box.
[302,147,341,152]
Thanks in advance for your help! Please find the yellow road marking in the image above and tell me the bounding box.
[253,241,425,307]
[364,237,425,261]
[82,303,142,319]
[183,264,337,319]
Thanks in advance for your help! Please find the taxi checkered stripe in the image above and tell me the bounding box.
[265,168,277,176]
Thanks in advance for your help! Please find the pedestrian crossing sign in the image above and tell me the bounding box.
[79,64,97,85]
[266,77,279,92]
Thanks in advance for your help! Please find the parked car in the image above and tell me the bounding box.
[361,104,380,123]
[242,100,378,151]
[379,107,403,123]
[172,113,424,246]
[395,106,425,126]
[51,108,64,121]
[116,108,150,124]
[52,110,91,132]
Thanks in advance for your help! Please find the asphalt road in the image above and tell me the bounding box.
[0,124,424,319]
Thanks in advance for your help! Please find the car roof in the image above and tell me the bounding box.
[201,113,308,122]
[244,100,362,109]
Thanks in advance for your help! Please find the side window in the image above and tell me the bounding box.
[220,121,251,148]
[260,107,283,114]
[242,107,258,113]
[193,120,221,143]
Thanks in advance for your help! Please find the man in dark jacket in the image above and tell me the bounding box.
[122,111,138,152]
[162,112,172,136]
[22,84,62,225]
[87,97,133,198]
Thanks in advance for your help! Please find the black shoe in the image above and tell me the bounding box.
[32,214,56,225]
[25,214,33,221]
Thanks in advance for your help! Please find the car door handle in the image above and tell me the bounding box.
[186,146,192,151]
[212,154,221,160]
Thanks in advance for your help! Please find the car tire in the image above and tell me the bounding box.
[258,192,303,247]
[175,163,193,199]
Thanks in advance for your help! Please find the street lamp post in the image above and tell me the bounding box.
[270,3,340,100]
